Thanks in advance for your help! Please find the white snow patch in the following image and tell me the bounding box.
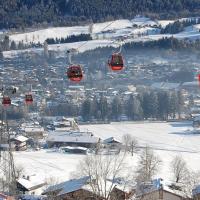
[14,122,200,185]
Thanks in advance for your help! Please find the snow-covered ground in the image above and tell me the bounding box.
[14,121,200,184]
[3,16,200,59]
[8,18,153,45]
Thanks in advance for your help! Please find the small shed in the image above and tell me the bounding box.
[103,137,122,149]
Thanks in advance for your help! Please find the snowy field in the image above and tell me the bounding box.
[14,121,200,183]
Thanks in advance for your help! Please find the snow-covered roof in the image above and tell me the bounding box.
[24,127,44,133]
[103,137,121,144]
[13,135,28,142]
[18,195,45,200]
[44,176,90,196]
[136,179,187,198]
[18,176,46,191]
[47,131,99,144]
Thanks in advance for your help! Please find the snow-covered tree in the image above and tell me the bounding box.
[171,155,188,183]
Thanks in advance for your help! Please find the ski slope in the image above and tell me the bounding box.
[14,121,200,184]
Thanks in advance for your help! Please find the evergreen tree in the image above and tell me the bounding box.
[112,96,122,121]
[142,92,158,119]
[2,35,10,51]
[0,50,3,60]
[157,91,170,120]
[177,90,185,119]
[10,41,17,50]
[81,99,92,121]
[99,95,108,120]
[169,92,179,119]
[126,95,143,120]
[91,96,99,119]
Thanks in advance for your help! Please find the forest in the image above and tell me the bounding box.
[43,90,185,122]
[1,0,200,29]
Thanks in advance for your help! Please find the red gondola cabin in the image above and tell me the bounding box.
[2,96,11,107]
[108,53,124,71]
[198,74,200,86]
[67,65,83,82]
[25,94,33,105]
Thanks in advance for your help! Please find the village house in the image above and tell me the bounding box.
[10,135,28,151]
[136,188,188,200]
[103,137,122,148]
[17,175,46,196]
[135,180,190,200]
[53,117,80,131]
[43,176,133,200]
[47,131,100,148]
[23,125,45,140]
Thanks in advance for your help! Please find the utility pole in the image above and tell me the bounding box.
[0,87,18,198]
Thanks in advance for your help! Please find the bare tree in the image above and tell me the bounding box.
[122,134,138,156]
[79,152,131,200]
[171,155,188,183]
[136,146,162,183]
[15,165,24,179]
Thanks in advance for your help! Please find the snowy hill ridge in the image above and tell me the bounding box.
[2,16,200,58]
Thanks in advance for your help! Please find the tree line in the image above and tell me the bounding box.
[0,33,92,55]
[44,90,184,122]
[161,18,200,34]
[45,34,92,44]
[124,37,200,50]
[1,0,200,29]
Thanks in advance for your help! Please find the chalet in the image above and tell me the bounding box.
[10,135,28,151]
[103,137,122,149]
[24,126,45,140]
[17,175,46,195]
[43,176,133,200]
[53,117,79,131]
[135,180,190,200]
[47,131,100,148]
[136,188,188,200]
[42,176,97,200]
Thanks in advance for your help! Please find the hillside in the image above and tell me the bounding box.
[1,0,200,29]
